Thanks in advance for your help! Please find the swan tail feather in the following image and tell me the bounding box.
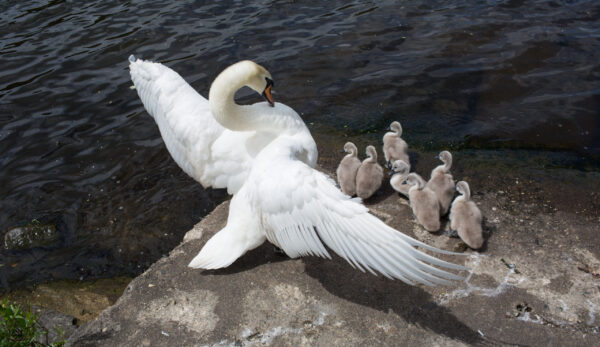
[188,226,247,270]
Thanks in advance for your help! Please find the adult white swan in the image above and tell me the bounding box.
[128,56,466,286]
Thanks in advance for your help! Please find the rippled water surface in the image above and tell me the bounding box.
[1,0,599,289]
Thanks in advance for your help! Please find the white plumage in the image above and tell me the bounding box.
[129,56,467,286]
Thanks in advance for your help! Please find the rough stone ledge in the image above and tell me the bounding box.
[68,183,600,346]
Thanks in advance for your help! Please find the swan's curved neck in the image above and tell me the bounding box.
[435,158,451,174]
[460,185,471,200]
[366,149,377,163]
[415,177,425,189]
[209,65,259,132]
[443,156,452,171]
[390,172,407,187]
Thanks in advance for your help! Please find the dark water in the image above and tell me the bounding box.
[1,0,599,289]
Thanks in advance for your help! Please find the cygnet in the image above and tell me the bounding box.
[336,142,362,196]
[389,159,411,197]
[426,150,455,216]
[356,145,384,200]
[405,173,440,232]
[383,121,409,167]
[449,181,484,249]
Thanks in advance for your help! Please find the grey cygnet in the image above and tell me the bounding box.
[405,173,441,232]
[336,142,361,196]
[356,145,384,200]
[383,121,409,168]
[450,181,484,249]
[389,159,411,197]
[426,150,455,216]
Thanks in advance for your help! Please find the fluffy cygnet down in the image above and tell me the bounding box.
[389,159,411,197]
[356,145,384,200]
[426,150,455,216]
[383,121,409,167]
[405,173,440,232]
[450,181,484,249]
[336,142,362,196]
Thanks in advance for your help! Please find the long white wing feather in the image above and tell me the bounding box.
[249,138,467,286]
[129,56,253,194]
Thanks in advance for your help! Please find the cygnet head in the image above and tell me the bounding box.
[342,142,358,155]
[389,121,403,136]
[224,60,275,107]
[404,173,425,189]
[437,150,452,168]
[365,145,378,160]
[390,160,410,175]
[456,181,471,200]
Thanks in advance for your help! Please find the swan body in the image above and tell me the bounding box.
[336,142,361,196]
[406,173,441,232]
[129,56,466,286]
[426,151,456,216]
[356,145,384,200]
[450,181,484,249]
[383,121,409,167]
[389,160,411,197]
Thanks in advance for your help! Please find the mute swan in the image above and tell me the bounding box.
[129,56,466,285]
[426,150,455,216]
[405,173,441,232]
[389,159,411,197]
[450,181,484,249]
[336,142,361,196]
[356,145,384,200]
[383,121,409,168]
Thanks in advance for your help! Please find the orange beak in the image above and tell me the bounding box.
[262,79,274,107]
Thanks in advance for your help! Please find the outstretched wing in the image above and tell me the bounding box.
[129,56,252,194]
[248,142,467,286]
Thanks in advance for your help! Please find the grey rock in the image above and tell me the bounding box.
[4,222,59,250]
[33,306,78,344]
[67,167,600,346]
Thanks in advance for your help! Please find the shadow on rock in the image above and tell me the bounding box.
[199,243,290,276]
[302,254,484,345]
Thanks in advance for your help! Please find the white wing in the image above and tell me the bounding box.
[129,56,254,194]
[248,138,467,286]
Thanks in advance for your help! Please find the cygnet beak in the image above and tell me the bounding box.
[262,78,274,107]
[340,149,346,153]
[388,169,396,176]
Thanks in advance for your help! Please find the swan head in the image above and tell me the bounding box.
[342,142,358,155]
[403,173,424,189]
[389,160,410,176]
[236,60,274,107]
[365,145,377,160]
[436,150,452,167]
[389,121,402,136]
